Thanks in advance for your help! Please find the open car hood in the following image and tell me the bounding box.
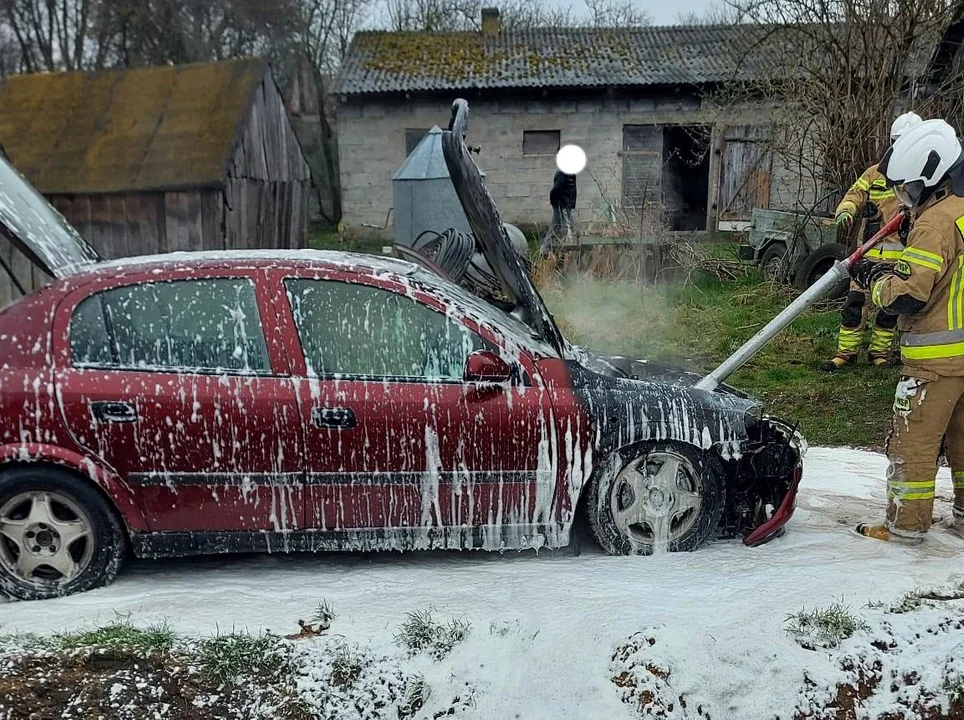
[0,151,99,279]
[441,99,566,353]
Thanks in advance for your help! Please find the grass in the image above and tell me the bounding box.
[785,603,869,650]
[329,643,364,689]
[309,225,386,255]
[196,631,290,685]
[312,599,337,626]
[54,621,177,652]
[395,609,471,660]
[888,581,964,614]
[541,267,899,448]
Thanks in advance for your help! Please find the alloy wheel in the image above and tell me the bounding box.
[610,451,703,549]
[0,491,94,588]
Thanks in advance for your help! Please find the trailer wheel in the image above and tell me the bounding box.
[795,243,849,299]
[760,242,788,282]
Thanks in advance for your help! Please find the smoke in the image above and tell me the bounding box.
[540,271,681,359]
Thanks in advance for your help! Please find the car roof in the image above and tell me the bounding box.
[70,249,423,281]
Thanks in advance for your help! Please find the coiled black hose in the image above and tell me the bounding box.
[413,225,532,299]
[413,228,474,283]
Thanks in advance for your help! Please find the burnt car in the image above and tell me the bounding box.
[0,99,805,601]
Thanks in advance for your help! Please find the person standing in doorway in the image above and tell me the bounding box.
[540,169,577,256]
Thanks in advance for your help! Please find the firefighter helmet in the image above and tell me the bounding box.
[890,111,922,141]
[883,119,961,188]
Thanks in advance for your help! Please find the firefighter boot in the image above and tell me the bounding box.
[948,506,964,539]
[868,326,897,368]
[855,523,925,545]
[822,326,862,371]
[951,474,964,538]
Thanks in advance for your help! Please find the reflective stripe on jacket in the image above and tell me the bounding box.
[871,188,964,375]
[836,164,900,223]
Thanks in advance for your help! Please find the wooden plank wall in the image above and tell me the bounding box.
[225,69,311,249]
[0,235,48,308]
[224,178,310,249]
[50,190,223,259]
[0,68,312,305]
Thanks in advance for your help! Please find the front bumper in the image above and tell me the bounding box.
[741,417,807,547]
[737,244,756,262]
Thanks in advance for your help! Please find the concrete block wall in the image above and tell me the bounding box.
[337,94,813,233]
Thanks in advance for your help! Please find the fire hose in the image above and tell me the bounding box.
[695,211,907,392]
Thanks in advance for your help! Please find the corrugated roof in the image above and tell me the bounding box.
[0,58,267,195]
[337,24,779,95]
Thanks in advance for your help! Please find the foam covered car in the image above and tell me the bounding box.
[0,99,805,600]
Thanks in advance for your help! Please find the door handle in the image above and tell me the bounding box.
[90,401,138,424]
[312,407,356,429]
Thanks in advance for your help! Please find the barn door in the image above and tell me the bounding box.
[719,125,773,223]
[622,125,663,226]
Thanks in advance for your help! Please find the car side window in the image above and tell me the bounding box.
[285,278,486,380]
[69,278,270,373]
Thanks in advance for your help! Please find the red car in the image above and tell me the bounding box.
[0,100,804,601]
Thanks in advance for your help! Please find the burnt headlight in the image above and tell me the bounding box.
[764,416,809,459]
[744,404,764,432]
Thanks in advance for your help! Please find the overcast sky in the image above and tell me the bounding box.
[561,0,724,25]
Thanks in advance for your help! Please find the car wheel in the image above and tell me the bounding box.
[588,442,725,555]
[760,242,788,283]
[0,467,126,600]
[794,243,849,300]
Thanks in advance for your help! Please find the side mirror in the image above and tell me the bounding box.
[464,350,511,383]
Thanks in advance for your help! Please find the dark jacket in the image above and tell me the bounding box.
[549,171,577,209]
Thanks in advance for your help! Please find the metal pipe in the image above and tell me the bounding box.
[695,211,906,392]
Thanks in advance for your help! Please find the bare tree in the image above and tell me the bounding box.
[713,0,960,214]
[297,0,371,73]
[382,0,616,31]
[1,0,104,71]
[584,0,650,27]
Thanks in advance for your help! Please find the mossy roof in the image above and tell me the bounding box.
[337,25,779,95]
[0,58,267,195]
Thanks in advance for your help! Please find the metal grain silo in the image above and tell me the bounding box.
[393,126,484,247]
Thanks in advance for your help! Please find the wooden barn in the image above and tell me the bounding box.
[0,57,311,301]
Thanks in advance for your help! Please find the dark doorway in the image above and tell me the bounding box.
[661,126,711,231]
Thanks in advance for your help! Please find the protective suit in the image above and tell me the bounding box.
[824,112,922,370]
[855,118,964,542]
[825,165,906,369]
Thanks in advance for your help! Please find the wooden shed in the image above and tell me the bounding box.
[0,58,311,283]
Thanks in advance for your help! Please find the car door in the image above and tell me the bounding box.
[53,269,305,533]
[274,267,557,548]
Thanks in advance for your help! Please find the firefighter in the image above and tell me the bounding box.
[851,118,964,543]
[822,112,923,371]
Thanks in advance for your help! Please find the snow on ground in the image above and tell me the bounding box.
[2,447,963,719]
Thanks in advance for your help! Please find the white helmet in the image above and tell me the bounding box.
[890,111,923,141]
[882,119,962,204]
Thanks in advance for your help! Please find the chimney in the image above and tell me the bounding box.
[481,8,501,37]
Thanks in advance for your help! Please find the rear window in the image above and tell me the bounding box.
[69,278,270,373]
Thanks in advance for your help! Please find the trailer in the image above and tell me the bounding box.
[737,208,849,299]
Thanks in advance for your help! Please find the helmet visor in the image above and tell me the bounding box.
[895,180,925,208]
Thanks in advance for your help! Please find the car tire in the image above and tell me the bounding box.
[587,441,725,555]
[760,242,788,282]
[794,243,849,299]
[0,466,126,601]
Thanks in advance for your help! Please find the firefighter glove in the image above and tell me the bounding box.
[851,259,894,289]
[898,213,911,245]
[836,211,854,229]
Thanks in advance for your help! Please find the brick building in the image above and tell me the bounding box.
[335,12,813,235]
